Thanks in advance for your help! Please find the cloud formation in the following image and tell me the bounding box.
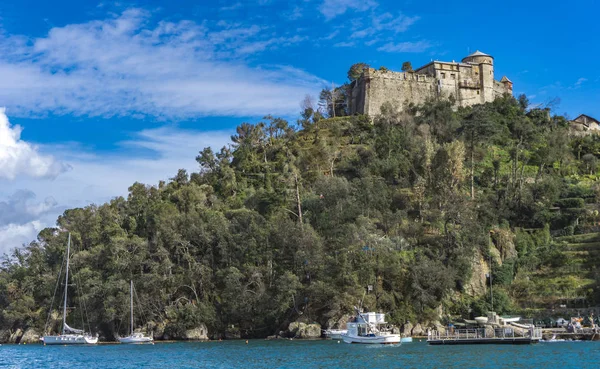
[350,12,420,39]
[377,41,432,53]
[319,0,378,20]
[0,9,325,119]
[0,190,60,227]
[0,109,70,179]
[0,123,232,254]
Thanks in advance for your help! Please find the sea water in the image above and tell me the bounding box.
[0,340,599,369]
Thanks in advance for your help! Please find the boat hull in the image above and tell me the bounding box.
[42,335,98,345]
[118,336,153,344]
[324,329,347,340]
[342,334,401,344]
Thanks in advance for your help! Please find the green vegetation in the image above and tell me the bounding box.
[2,92,600,340]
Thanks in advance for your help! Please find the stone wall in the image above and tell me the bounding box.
[349,69,439,116]
[349,54,513,116]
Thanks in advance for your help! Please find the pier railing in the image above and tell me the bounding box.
[428,327,542,341]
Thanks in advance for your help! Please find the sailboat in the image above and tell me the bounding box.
[118,280,153,344]
[42,233,98,345]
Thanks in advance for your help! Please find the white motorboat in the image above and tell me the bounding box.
[474,316,488,325]
[500,316,521,324]
[324,328,347,340]
[341,308,401,344]
[42,233,98,345]
[118,280,153,344]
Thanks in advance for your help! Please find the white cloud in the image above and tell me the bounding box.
[0,9,325,119]
[334,41,355,48]
[286,6,303,20]
[573,77,587,89]
[0,123,232,254]
[0,109,70,180]
[319,0,378,20]
[0,190,59,226]
[350,12,420,39]
[377,41,432,53]
[0,221,43,252]
[220,2,243,11]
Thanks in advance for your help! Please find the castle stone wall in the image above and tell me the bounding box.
[349,51,513,116]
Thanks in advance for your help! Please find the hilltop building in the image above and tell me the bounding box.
[348,51,513,116]
[569,114,600,136]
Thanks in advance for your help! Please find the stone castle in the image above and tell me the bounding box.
[348,50,513,115]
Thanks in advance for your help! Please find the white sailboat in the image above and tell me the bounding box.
[341,308,401,344]
[118,280,153,344]
[42,233,98,345]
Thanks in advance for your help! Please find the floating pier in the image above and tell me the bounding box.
[428,327,542,345]
[428,312,542,345]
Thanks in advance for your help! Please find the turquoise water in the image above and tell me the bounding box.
[1,340,599,368]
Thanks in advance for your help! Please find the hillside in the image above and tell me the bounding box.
[1,94,600,341]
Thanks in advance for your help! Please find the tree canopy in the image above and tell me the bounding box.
[1,93,598,340]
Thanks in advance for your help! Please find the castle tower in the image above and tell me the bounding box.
[462,50,494,104]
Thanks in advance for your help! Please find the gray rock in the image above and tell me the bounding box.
[20,328,40,344]
[401,322,413,336]
[8,329,22,344]
[484,325,495,338]
[411,323,424,336]
[149,320,166,340]
[184,324,209,340]
[287,322,321,339]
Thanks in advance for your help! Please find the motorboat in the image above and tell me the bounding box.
[42,233,98,345]
[323,328,347,340]
[500,316,521,324]
[341,308,401,344]
[474,316,488,325]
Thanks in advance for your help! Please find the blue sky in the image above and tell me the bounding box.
[0,0,599,251]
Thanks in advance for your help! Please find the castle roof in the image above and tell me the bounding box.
[500,76,512,83]
[465,50,493,58]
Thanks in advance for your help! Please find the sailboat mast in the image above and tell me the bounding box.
[62,233,71,335]
[130,280,134,336]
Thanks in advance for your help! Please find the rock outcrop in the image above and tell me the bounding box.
[464,249,490,296]
[183,325,209,340]
[286,322,321,339]
[8,329,23,343]
[491,228,518,262]
[401,322,413,336]
[411,323,424,336]
[157,320,209,340]
[20,328,40,343]
[326,314,350,330]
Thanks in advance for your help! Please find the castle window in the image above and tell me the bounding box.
[441,73,446,79]
[477,90,480,95]
[451,74,455,79]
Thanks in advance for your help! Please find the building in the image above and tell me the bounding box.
[348,50,513,116]
[569,114,600,136]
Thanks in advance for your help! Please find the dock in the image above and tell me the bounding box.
[428,327,542,345]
